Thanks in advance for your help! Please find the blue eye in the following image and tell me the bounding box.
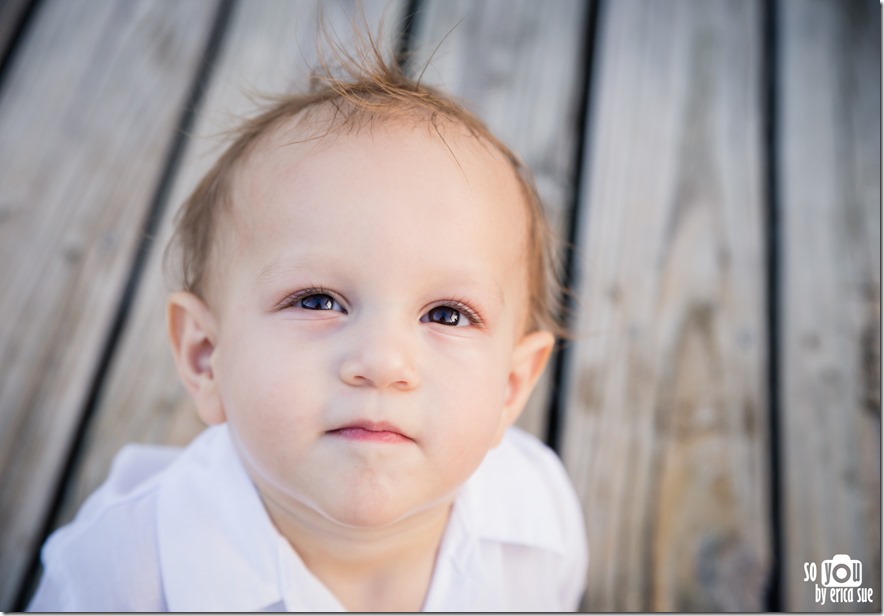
[423,305,469,327]
[299,293,338,311]
[429,306,460,325]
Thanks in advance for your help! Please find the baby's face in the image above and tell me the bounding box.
[203,119,546,528]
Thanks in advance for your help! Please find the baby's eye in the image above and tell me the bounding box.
[298,293,343,312]
[421,305,472,327]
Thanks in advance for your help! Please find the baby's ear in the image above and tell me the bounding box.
[495,330,556,445]
[167,291,225,426]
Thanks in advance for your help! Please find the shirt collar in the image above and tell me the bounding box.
[456,427,569,556]
[422,428,570,611]
[156,425,284,612]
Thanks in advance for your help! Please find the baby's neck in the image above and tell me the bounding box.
[263,495,453,612]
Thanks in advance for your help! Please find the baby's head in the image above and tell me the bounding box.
[165,51,562,530]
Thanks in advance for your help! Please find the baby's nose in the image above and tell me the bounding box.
[338,324,419,391]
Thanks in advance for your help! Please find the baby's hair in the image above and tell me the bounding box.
[166,25,566,336]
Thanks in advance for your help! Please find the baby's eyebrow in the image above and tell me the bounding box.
[473,277,505,308]
[432,274,506,311]
[256,257,289,285]
[256,258,322,288]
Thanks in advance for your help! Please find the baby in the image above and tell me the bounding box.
[29,47,587,612]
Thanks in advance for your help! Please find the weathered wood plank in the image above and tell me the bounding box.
[0,0,218,609]
[779,0,880,611]
[559,0,770,610]
[0,0,33,75]
[53,0,406,535]
[409,0,589,439]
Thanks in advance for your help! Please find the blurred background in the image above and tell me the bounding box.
[0,0,879,611]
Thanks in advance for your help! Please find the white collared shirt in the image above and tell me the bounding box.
[29,425,588,612]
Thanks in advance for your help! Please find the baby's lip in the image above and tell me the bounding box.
[327,420,413,443]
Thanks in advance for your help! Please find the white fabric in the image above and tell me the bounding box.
[28,425,588,612]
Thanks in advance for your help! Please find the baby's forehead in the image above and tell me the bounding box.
[227,109,527,228]
[242,107,513,180]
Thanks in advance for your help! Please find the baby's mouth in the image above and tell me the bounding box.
[327,420,413,444]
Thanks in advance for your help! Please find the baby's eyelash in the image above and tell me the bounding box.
[440,298,484,327]
[277,286,340,310]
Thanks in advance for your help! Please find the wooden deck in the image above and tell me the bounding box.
[0,0,879,611]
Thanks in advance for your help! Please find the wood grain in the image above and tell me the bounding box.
[0,0,32,74]
[409,0,589,438]
[0,0,218,609]
[53,0,406,531]
[778,0,880,610]
[559,0,770,609]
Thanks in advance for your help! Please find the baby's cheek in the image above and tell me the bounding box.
[223,366,314,487]
[219,341,298,430]
[445,370,509,442]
